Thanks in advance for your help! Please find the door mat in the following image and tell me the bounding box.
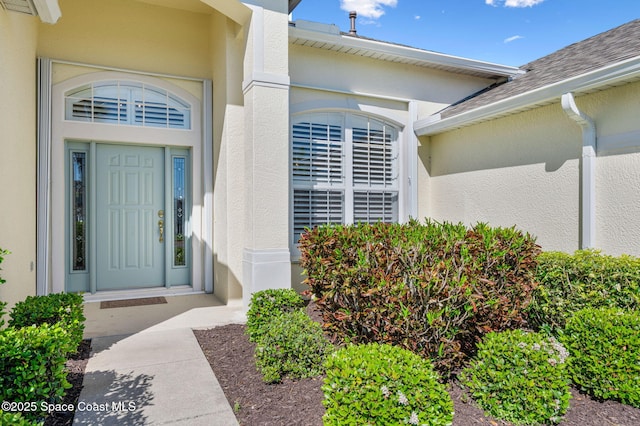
[100,296,168,309]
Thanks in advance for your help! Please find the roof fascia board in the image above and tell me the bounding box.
[415,55,640,136]
[289,25,522,79]
[289,0,301,13]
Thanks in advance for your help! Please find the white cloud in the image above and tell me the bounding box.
[340,0,398,19]
[414,15,421,20]
[486,0,545,7]
[504,35,524,43]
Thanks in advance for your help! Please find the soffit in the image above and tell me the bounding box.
[289,24,521,80]
[135,0,251,24]
[136,0,213,14]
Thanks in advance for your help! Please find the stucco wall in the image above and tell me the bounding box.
[425,102,581,253]
[211,13,246,303]
[581,81,640,256]
[38,0,212,79]
[424,80,640,256]
[289,44,494,110]
[0,11,38,310]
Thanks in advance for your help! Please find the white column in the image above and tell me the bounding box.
[241,0,291,308]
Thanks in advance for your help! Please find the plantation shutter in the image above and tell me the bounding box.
[351,115,399,224]
[291,113,345,243]
[291,112,399,248]
[293,190,344,240]
[292,117,343,185]
[65,82,191,129]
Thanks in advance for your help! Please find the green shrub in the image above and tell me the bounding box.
[245,288,305,343]
[561,307,640,407]
[9,292,85,353]
[322,343,453,426]
[0,305,6,329]
[0,411,37,426]
[460,329,571,425]
[0,248,9,286]
[299,219,540,374]
[529,250,640,329]
[254,310,332,383]
[0,248,10,327]
[0,323,72,422]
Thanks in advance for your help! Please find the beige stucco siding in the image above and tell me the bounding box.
[211,13,246,303]
[587,81,640,256]
[425,80,640,257]
[425,103,581,253]
[597,151,640,256]
[0,11,38,309]
[38,0,213,79]
[290,44,494,112]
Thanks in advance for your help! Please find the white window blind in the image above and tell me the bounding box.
[64,81,191,129]
[291,112,399,246]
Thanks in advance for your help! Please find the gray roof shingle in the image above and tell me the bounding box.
[440,19,640,119]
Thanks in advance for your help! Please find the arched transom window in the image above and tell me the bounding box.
[64,81,191,129]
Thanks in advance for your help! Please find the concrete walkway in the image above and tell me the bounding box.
[73,294,246,425]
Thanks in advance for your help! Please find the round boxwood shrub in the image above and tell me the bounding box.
[460,329,571,425]
[246,288,306,343]
[9,292,86,353]
[561,307,640,407]
[529,250,640,330]
[322,343,453,426]
[0,410,36,426]
[255,310,332,383]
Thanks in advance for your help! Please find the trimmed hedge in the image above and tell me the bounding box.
[0,411,36,426]
[9,292,85,353]
[461,330,571,425]
[322,343,453,426]
[561,307,640,407]
[0,323,73,422]
[245,288,306,343]
[254,310,332,383]
[299,220,540,373]
[0,248,10,328]
[529,250,640,329]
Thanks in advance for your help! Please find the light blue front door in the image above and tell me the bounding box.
[96,144,165,290]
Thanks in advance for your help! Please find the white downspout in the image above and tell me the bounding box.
[561,92,596,249]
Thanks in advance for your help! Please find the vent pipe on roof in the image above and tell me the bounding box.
[349,11,357,35]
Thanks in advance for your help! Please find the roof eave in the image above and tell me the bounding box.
[289,24,523,79]
[414,55,640,137]
[289,0,302,14]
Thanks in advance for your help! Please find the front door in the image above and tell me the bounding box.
[51,71,208,296]
[96,144,165,290]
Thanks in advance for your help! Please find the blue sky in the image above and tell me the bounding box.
[291,0,639,66]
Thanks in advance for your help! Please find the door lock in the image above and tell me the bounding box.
[158,221,164,243]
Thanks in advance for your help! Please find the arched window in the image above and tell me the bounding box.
[64,81,191,129]
[291,112,400,246]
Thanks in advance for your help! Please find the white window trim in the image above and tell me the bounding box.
[289,109,413,259]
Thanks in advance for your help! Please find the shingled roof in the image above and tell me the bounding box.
[439,19,640,119]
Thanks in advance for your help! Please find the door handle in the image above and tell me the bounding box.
[158,210,165,243]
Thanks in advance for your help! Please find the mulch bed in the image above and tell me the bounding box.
[44,339,91,426]
[194,302,640,426]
